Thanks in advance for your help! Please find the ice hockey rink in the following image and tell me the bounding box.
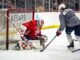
[0,28,80,60]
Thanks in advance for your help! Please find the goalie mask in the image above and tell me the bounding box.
[37,20,44,27]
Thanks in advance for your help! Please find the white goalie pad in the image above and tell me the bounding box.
[15,35,48,50]
[29,40,42,49]
[19,40,42,50]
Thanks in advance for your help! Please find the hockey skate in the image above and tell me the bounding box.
[67,41,75,52]
[67,41,74,48]
[14,43,20,50]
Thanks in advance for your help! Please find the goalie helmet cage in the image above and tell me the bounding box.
[0,8,34,50]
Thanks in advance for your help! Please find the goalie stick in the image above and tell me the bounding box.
[12,22,37,50]
[11,22,27,39]
[40,35,57,52]
[11,22,27,41]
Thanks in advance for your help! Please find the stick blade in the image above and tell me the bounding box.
[40,49,44,52]
[72,49,80,52]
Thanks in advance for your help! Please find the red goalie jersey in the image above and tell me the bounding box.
[22,20,44,40]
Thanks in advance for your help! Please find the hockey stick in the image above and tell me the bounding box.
[40,35,57,52]
[68,47,80,52]
[72,49,80,52]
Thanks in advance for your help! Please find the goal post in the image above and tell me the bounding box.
[0,8,35,50]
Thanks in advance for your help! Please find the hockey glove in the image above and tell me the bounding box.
[56,31,61,36]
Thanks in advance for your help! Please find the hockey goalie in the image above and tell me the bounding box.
[15,19,48,50]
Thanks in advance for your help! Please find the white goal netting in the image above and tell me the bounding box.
[0,8,34,50]
[0,9,7,49]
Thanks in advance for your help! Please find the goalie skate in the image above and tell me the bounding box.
[13,43,20,50]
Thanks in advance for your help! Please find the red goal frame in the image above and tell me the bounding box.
[6,8,34,50]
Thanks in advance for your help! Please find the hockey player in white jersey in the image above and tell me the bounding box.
[56,3,80,48]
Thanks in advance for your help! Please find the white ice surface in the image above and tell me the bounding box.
[0,28,80,60]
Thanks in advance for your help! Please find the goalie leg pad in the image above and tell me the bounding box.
[19,41,28,49]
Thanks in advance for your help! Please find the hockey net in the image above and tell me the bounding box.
[0,8,34,50]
